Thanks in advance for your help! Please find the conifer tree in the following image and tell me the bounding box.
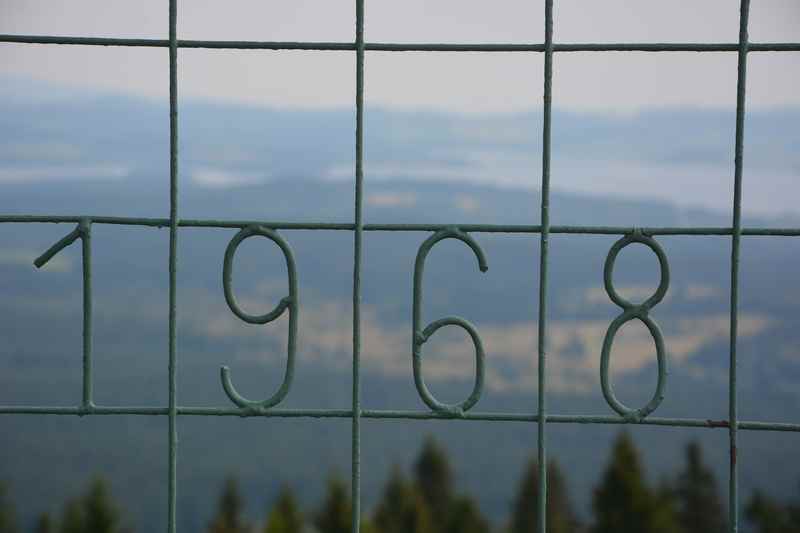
[675,441,725,533]
[264,485,303,533]
[651,479,681,533]
[34,513,53,533]
[58,499,84,533]
[510,460,578,533]
[209,477,249,533]
[788,485,800,530]
[314,475,352,533]
[746,486,800,533]
[446,496,489,533]
[57,477,123,533]
[373,466,433,533]
[413,437,453,531]
[83,478,120,533]
[591,432,678,533]
[411,436,490,533]
[0,482,17,533]
[746,490,788,533]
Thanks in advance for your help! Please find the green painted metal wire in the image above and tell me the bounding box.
[1,2,797,532]
[3,217,799,236]
[412,229,488,416]
[32,219,94,408]
[2,34,799,53]
[729,1,751,530]
[1,405,798,432]
[167,1,179,531]
[220,227,298,409]
[351,1,365,531]
[600,233,670,422]
[537,1,554,532]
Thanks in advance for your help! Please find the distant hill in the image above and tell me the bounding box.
[1,77,799,531]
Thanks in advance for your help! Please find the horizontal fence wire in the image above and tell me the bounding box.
[2,2,798,532]
[2,34,800,52]
[0,406,798,431]
[1,216,799,235]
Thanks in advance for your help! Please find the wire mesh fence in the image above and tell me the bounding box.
[2,1,799,532]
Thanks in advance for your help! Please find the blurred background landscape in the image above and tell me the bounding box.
[1,1,799,531]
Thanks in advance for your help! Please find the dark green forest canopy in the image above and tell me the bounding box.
[3,435,797,533]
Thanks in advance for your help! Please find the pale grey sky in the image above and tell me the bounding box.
[1,0,798,112]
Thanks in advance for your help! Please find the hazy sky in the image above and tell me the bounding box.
[1,0,798,112]
[1,2,798,217]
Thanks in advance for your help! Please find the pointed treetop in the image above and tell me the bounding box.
[675,440,726,533]
[591,432,679,533]
[510,459,578,533]
[209,476,248,533]
[0,481,17,533]
[34,513,53,533]
[413,436,453,530]
[314,474,352,533]
[264,484,303,533]
[374,465,433,533]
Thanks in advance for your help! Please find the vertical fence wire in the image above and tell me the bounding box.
[729,0,750,531]
[167,0,180,531]
[80,218,93,409]
[351,0,366,530]
[537,1,554,532]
